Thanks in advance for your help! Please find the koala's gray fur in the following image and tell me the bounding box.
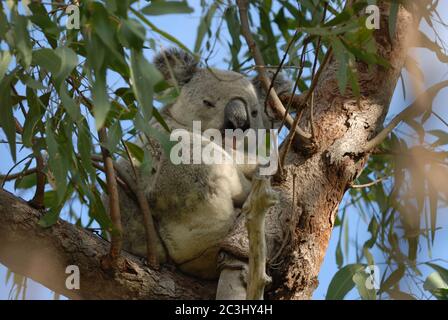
[251,70,292,129]
[113,49,291,279]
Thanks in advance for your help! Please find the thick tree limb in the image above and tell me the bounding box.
[0,189,216,299]
[264,2,423,299]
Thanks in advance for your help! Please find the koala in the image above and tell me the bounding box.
[114,48,291,279]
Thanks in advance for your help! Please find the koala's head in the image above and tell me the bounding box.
[154,48,291,133]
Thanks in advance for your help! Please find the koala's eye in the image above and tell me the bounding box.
[251,110,258,118]
[203,100,215,108]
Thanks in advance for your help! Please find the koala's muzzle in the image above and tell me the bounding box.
[224,98,249,131]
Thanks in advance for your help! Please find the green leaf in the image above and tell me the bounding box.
[353,269,377,300]
[335,242,343,268]
[105,120,122,154]
[364,216,379,249]
[131,8,191,54]
[124,141,144,163]
[12,13,32,68]
[0,73,16,162]
[153,106,171,132]
[424,271,448,300]
[404,56,424,84]
[427,176,438,243]
[54,47,78,86]
[140,147,153,177]
[32,48,60,74]
[331,38,349,95]
[326,264,364,300]
[88,190,112,231]
[404,118,425,143]
[77,121,96,181]
[22,87,45,147]
[0,51,11,82]
[341,38,391,68]
[28,2,60,48]
[134,113,175,156]
[426,263,448,284]
[92,73,110,130]
[388,1,399,39]
[45,122,68,201]
[19,73,46,90]
[105,0,130,18]
[118,19,146,49]
[59,87,82,122]
[387,290,416,300]
[225,6,242,71]
[15,172,36,190]
[0,2,8,40]
[142,1,194,16]
[194,2,218,53]
[429,130,448,147]
[415,31,448,63]
[38,207,61,228]
[380,265,405,293]
[130,49,163,121]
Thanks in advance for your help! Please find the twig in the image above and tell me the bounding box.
[28,150,46,209]
[351,177,386,189]
[12,85,47,209]
[236,0,311,143]
[279,47,333,169]
[263,30,300,119]
[278,39,311,133]
[363,80,448,152]
[0,156,33,188]
[243,175,278,300]
[278,2,327,137]
[98,128,124,268]
[432,110,448,128]
[121,140,159,269]
[90,160,133,199]
[0,168,37,182]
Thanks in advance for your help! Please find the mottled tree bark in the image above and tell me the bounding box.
[267,2,420,299]
[0,2,421,300]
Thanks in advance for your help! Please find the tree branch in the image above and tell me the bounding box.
[0,168,37,183]
[363,80,448,152]
[98,128,124,268]
[0,189,216,299]
[121,140,159,269]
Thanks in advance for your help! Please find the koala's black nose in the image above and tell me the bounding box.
[224,98,250,131]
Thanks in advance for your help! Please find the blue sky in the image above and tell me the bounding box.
[1,0,448,300]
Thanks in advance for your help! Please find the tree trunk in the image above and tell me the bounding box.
[0,2,420,300]
[267,2,420,299]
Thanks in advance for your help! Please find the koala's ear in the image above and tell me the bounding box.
[251,71,292,99]
[153,48,199,86]
[252,71,292,128]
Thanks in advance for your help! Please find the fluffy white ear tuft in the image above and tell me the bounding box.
[153,48,199,86]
